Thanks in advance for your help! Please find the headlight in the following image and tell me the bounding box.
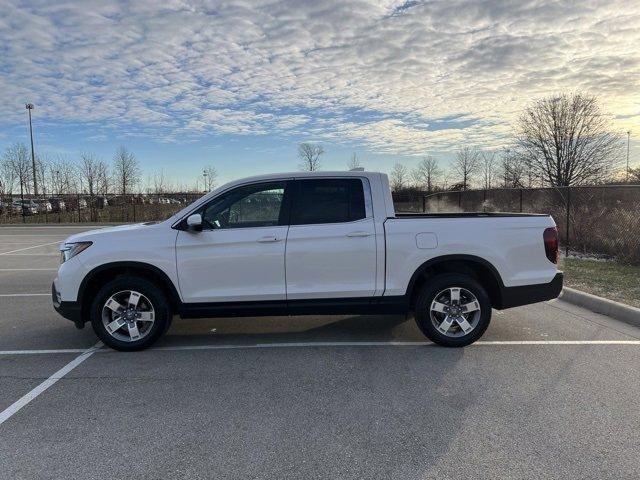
[60,242,92,263]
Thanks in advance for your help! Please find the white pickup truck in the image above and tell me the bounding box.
[53,171,562,350]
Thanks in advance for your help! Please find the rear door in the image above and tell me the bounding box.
[285,178,377,299]
[176,180,291,303]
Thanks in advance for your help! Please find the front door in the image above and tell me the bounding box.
[176,181,290,303]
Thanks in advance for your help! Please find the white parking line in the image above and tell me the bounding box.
[1,339,639,357]
[153,339,640,350]
[0,242,55,245]
[0,241,60,256]
[0,226,104,229]
[0,254,58,256]
[0,293,50,297]
[0,269,58,271]
[0,349,87,355]
[0,342,102,426]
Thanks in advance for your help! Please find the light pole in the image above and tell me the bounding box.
[25,103,38,197]
[626,131,631,183]
[203,169,208,191]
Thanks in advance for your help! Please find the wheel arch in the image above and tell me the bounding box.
[78,262,181,322]
[405,255,505,309]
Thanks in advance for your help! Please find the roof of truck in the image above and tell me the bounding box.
[220,170,383,183]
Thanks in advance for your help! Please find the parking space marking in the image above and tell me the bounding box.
[1,339,639,357]
[0,342,102,426]
[0,293,50,297]
[0,241,61,256]
[0,242,54,245]
[0,253,58,256]
[0,269,58,271]
[0,226,104,229]
[0,349,88,355]
[152,340,640,350]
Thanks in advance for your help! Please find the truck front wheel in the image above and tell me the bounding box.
[414,273,491,347]
[90,276,171,351]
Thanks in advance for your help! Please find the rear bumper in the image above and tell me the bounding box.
[497,272,563,309]
[52,282,83,327]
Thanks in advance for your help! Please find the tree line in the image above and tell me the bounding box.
[299,92,638,192]
[0,145,218,198]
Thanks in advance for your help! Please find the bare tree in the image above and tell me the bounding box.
[517,92,622,186]
[48,156,79,195]
[0,148,18,196]
[35,154,50,197]
[113,147,140,196]
[2,143,32,195]
[203,165,218,190]
[453,146,480,190]
[97,161,112,195]
[412,156,441,192]
[79,153,102,196]
[347,153,361,170]
[390,163,408,191]
[150,170,166,195]
[298,143,324,171]
[499,150,527,188]
[480,151,496,189]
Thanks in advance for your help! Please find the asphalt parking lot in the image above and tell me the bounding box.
[0,224,639,479]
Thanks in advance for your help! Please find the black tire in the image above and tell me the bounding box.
[90,276,171,351]
[414,273,491,347]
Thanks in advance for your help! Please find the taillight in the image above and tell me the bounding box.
[543,227,559,264]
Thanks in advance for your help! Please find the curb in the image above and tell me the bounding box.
[560,287,640,329]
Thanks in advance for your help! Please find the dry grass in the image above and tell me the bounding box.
[562,257,640,308]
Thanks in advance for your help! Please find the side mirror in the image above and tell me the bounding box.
[186,213,203,231]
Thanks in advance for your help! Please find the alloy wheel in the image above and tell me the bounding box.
[101,290,155,342]
[429,287,482,338]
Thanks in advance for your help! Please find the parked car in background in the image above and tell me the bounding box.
[49,198,66,213]
[94,196,109,209]
[108,196,131,207]
[12,199,38,215]
[68,198,88,210]
[52,171,562,351]
[35,199,53,213]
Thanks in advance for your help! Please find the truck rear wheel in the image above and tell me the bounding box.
[414,273,491,347]
[90,276,171,351]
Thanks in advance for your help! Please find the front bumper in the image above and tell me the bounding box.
[497,272,564,309]
[52,282,83,328]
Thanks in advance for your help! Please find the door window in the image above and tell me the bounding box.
[291,179,366,225]
[201,182,287,229]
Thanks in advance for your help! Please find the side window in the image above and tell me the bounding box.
[201,182,286,229]
[291,179,366,225]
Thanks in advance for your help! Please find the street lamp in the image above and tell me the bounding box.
[25,103,38,197]
[203,169,208,191]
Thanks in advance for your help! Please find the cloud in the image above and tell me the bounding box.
[0,0,638,155]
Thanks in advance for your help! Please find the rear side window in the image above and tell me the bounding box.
[291,179,366,225]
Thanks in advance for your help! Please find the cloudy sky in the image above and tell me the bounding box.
[1,0,638,185]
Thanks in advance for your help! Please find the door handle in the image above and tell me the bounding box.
[257,236,280,243]
[346,231,372,237]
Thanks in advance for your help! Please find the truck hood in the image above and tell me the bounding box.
[62,222,162,245]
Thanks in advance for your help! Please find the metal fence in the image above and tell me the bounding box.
[393,185,640,265]
[0,193,202,224]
